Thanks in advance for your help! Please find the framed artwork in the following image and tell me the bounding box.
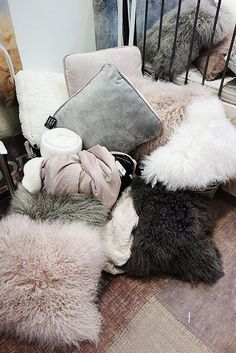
[0,1,24,197]
[0,0,22,105]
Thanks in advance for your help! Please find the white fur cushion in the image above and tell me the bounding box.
[142,96,236,190]
[15,70,68,147]
[0,214,105,349]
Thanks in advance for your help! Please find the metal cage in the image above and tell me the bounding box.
[122,0,236,104]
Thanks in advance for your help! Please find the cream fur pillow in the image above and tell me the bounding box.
[15,70,68,147]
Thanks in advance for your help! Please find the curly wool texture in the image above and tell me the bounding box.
[131,77,212,161]
[0,214,105,349]
[123,178,224,285]
[102,187,138,274]
[141,96,236,191]
[9,184,109,227]
[143,0,229,79]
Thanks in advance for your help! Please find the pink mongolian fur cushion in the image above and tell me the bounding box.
[0,214,105,349]
[130,77,213,161]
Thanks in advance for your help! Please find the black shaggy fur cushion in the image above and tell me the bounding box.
[123,178,224,285]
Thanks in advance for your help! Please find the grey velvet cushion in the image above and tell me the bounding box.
[54,64,162,153]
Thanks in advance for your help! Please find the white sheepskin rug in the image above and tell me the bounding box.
[0,214,105,349]
[15,70,68,147]
[142,96,236,190]
[102,187,138,275]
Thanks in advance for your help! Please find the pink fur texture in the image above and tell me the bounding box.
[0,214,105,349]
[131,77,212,160]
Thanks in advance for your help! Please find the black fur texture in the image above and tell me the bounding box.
[123,178,224,285]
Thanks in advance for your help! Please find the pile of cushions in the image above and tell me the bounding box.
[15,46,143,147]
[1,45,236,350]
[55,47,236,192]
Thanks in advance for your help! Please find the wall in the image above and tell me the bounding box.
[8,0,96,72]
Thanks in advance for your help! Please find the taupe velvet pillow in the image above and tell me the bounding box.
[54,64,162,153]
[64,46,143,97]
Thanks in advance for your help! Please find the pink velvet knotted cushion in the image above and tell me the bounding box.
[41,145,121,209]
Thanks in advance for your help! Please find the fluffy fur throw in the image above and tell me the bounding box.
[103,187,138,274]
[123,178,223,285]
[142,96,236,191]
[10,185,138,275]
[9,184,109,227]
[131,77,212,161]
[0,214,105,349]
[10,184,138,276]
[143,0,229,79]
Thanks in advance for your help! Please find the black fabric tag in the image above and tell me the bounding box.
[44,116,57,129]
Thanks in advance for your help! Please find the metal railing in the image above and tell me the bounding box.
[138,0,236,102]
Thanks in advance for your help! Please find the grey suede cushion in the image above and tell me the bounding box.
[55,64,162,153]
